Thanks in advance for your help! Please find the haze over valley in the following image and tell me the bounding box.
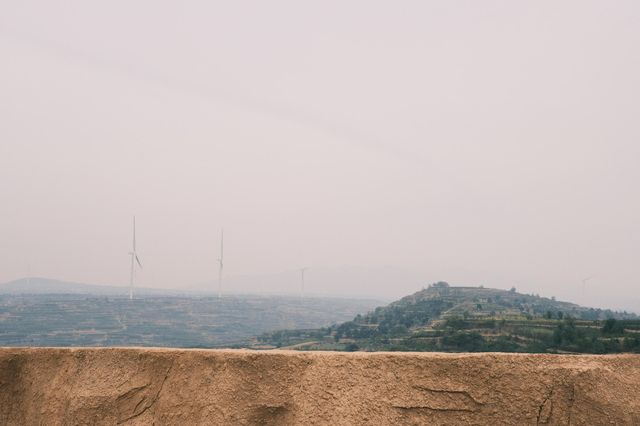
[2,1,640,316]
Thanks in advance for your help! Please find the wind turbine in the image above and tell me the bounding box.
[217,229,224,299]
[128,216,142,300]
[300,267,309,298]
[582,275,594,295]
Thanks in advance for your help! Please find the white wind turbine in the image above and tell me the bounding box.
[217,229,224,299]
[300,267,309,298]
[582,275,595,295]
[128,216,142,300]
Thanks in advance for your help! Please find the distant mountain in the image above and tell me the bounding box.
[0,277,191,296]
[257,282,640,354]
[190,266,421,300]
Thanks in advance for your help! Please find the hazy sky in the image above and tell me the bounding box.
[1,1,639,310]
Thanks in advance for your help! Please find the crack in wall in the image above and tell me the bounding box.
[567,382,576,426]
[412,385,484,405]
[536,386,554,425]
[392,385,484,413]
[117,361,174,424]
[393,405,476,413]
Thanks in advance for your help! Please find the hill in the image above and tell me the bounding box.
[256,282,640,353]
[0,277,191,296]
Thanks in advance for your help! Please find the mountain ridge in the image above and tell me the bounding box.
[0,277,194,296]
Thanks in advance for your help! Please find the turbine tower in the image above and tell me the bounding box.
[129,216,142,300]
[582,275,594,295]
[217,229,224,298]
[300,267,309,298]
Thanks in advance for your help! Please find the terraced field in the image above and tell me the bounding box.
[0,294,379,347]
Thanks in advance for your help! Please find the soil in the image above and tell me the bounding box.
[1,348,639,425]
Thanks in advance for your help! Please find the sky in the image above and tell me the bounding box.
[1,1,639,310]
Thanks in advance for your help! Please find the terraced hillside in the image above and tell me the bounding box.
[0,294,379,347]
[257,283,640,353]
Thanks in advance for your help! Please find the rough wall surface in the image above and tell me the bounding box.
[0,348,638,425]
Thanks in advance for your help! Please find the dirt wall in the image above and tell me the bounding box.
[1,348,638,425]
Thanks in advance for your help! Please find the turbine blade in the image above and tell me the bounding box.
[136,254,142,268]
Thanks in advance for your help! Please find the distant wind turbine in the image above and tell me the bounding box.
[217,229,224,299]
[128,216,142,300]
[300,267,309,298]
[582,275,594,294]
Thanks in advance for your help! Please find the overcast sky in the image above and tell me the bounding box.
[1,1,639,310]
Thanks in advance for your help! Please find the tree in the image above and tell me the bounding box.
[344,343,360,352]
[442,332,487,352]
[602,318,624,335]
[552,319,579,346]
